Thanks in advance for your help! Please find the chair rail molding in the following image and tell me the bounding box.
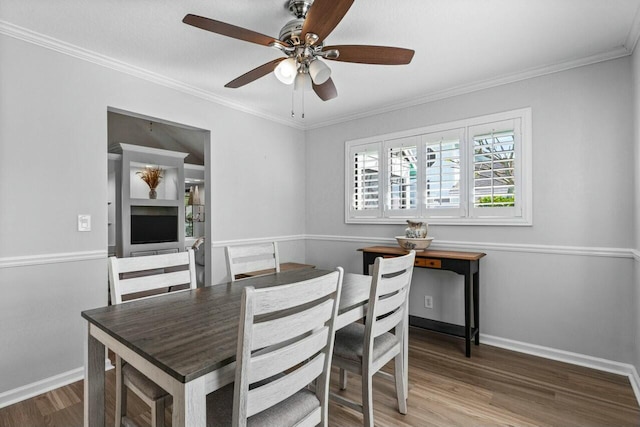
[304,234,634,259]
[0,250,107,269]
[1,237,632,269]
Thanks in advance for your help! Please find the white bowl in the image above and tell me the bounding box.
[395,236,434,251]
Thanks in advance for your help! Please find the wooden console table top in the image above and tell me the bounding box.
[358,245,486,261]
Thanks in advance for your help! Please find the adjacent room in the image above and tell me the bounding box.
[1,1,640,426]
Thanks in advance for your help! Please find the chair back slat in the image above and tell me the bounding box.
[116,271,192,295]
[108,249,197,305]
[377,270,412,295]
[249,327,329,384]
[232,268,343,427]
[226,242,280,281]
[113,251,192,272]
[374,287,408,318]
[376,254,415,275]
[372,307,405,338]
[246,353,325,417]
[252,299,334,350]
[253,274,338,315]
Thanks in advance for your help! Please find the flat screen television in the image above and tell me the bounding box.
[131,214,178,244]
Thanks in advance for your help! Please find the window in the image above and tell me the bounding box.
[345,108,532,225]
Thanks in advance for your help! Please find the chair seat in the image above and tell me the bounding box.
[122,363,168,400]
[207,383,320,427]
[333,323,399,364]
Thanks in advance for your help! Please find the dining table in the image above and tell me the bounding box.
[82,268,386,427]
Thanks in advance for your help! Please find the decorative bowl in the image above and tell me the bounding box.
[395,236,434,252]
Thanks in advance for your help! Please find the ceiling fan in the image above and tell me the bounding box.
[182,0,415,102]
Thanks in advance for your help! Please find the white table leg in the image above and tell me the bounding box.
[172,375,207,427]
[84,322,105,427]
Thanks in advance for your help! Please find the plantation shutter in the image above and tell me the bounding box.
[468,119,521,218]
[384,136,419,217]
[422,129,465,218]
[349,142,382,218]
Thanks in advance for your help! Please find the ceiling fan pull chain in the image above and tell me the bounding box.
[302,86,305,119]
[291,89,295,118]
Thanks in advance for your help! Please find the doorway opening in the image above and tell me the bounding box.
[107,107,211,287]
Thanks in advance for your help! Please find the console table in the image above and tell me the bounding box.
[359,246,486,357]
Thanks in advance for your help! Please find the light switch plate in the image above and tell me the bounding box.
[78,214,91,232]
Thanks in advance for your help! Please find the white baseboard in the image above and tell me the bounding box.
[0,367,84,409]
[481,333,640,406]
[0,360,113,409]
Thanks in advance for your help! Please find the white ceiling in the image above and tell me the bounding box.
[2,0,640,129]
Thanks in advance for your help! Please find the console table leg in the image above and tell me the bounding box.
[464,271,471,358]
[474,269,480,346]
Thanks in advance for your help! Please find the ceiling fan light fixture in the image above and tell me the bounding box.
[274,58,297,84]
[309,59,331,84]
[294,72,312,92]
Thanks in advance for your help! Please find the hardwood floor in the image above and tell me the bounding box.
[1,327,638,426]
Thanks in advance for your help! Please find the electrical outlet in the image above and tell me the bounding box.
[424,295,433,309]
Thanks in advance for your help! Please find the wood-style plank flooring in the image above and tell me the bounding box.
[1,327,638,426]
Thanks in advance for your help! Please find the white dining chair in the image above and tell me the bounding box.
[206,267,344,427]
[331,251,416,427]
[225,241,280,281]
[108,249,198,427]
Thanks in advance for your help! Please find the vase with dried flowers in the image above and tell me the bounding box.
[136,166,164,199]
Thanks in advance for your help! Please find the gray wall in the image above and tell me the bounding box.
[0,33,305,395]
[305,57,637,364]
[1,29,639,400]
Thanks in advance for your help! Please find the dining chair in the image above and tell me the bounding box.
[225,241,280,281]
[331,250,416,427]
[206,267,344,427]
[108,249,198,427]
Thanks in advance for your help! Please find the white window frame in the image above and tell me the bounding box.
[344,108,532,226]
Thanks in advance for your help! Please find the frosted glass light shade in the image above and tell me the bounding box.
[309,59,331,84]
[274,58,297,84]
[294,72,312,92]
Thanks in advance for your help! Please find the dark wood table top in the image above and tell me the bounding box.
[234,262,315,279]
[359,245,486,261]
[82,269,371,384]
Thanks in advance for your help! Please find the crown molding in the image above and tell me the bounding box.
[0,20,304,130]
[0,20,635,132]
[625,3,640,54]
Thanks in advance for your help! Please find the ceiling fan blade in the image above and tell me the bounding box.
[323,45,415,65]
[313,78,338,101]
[225,58,286,88]
[183,14,277,47]
[301,0,354,43]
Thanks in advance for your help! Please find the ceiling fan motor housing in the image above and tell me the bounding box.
[279,18,305,45]
[288,0,314,19]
